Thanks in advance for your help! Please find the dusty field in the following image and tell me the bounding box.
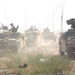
[0,40,75,75]
[19,40,59,55]
[0,40,60,75]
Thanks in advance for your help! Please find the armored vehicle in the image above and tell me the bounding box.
[25,26,39,46]
[42,27,56,42]
[59,18,75,58]
[0,32,21,56]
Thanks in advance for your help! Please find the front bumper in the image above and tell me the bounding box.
[0,42,19,51]
[67,40,75,47]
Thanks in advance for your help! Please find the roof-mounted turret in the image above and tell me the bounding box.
[66,18,75,29]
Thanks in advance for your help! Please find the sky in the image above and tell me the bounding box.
[0,0,74,32]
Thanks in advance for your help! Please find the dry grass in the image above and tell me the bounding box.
[4,54,72,75]
[0,41,74,75]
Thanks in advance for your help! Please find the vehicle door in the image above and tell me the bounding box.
[60,33,66,52]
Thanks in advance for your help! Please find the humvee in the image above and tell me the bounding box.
[25,30,39,46]
[42,27,56,42]
[42,32,56,42]
[59,18,75,58]
[0,32,21,56]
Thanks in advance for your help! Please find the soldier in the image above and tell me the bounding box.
[9,23,15,32]
[21,34,25,45]
[34,25,38,31]
[44,27,50,33]
[29,26,34,31]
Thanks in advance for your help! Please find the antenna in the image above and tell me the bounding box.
[5,7,7,26]
[49,14,51,30]
[49,13,53,31]
[25,9,27,31]
[37,18,41,31]
[52,6,61,32]
[61,0,66,32]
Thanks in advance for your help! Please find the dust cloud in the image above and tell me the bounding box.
[0,33,60,74]
[19,34,59,56]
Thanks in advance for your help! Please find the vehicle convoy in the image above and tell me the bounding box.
[25,26,39,46]
[59,18,75,58]
[42,27,56,42]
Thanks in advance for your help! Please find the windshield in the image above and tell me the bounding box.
[0,33,21,39]
[8,33,21,39]
[0,33,8,39]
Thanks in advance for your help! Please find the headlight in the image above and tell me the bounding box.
[67,42,72,44]
[68,37,71,40]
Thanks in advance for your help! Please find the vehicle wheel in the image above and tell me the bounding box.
[67,47,74,59]
[60,50,65,56]
[59,46,65,56]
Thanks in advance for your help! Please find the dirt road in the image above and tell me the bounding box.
[19,41,59,56]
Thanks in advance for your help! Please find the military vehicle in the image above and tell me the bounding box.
[0,32,21,56]
[25,26,39,46]
[0,23,22,56]
[42,27,56,42]
[59,18,75,58]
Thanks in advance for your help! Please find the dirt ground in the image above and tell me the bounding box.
[0,39,60,75]
[19,40,59,56]
[18,32,60,56]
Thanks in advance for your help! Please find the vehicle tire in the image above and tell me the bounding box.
[67,47,74,59]
[60,50,65,56]
[59,46,65,56]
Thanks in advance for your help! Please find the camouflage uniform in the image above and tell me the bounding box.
[10,23,15,32]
